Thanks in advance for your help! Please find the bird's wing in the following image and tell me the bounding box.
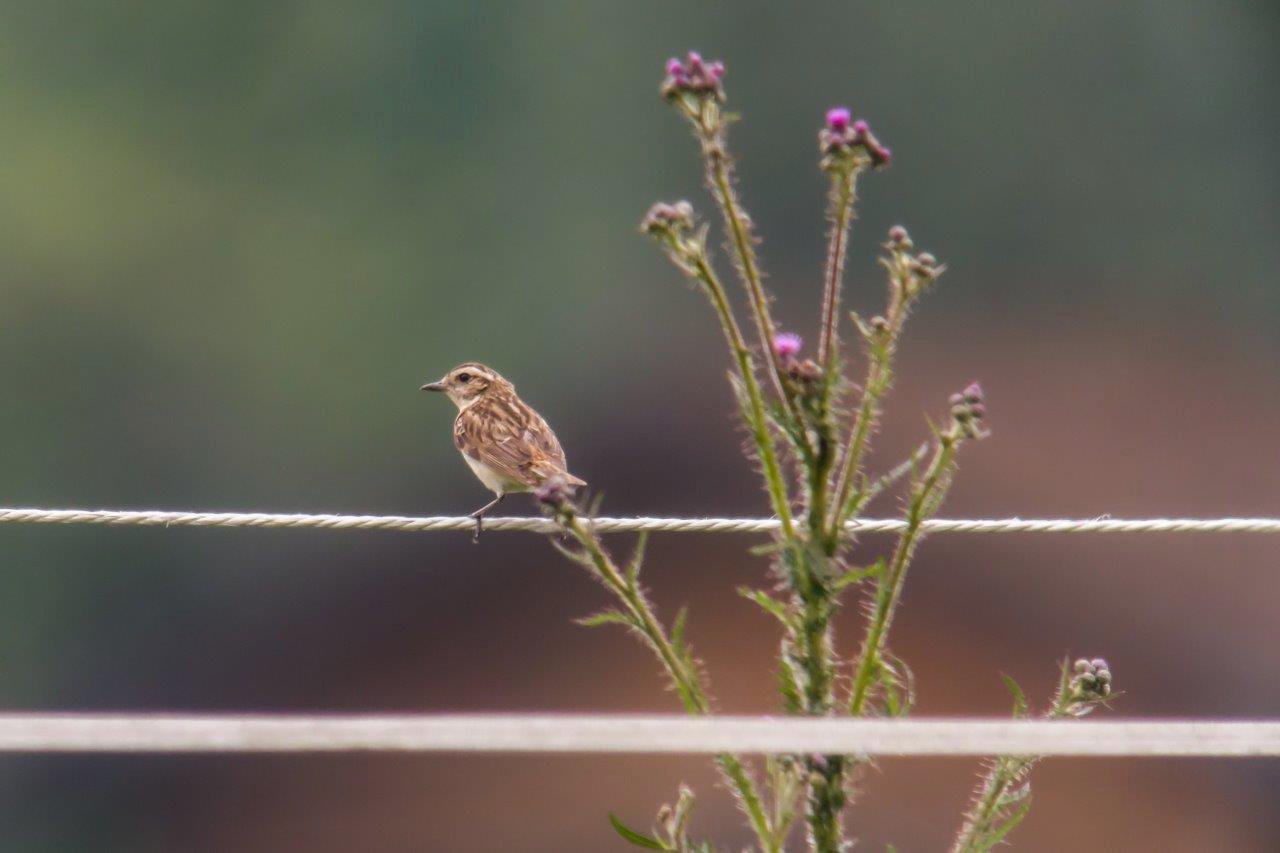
[455,400,569,489]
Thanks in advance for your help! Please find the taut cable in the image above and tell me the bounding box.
[2,507,1280,535]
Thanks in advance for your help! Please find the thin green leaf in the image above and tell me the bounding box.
[878,652,916,718]
[671,606,689,655]
[574,609,634,629]
[833,559,884,591]
[850,310,871,341]
[777,656,803,714]
[1000,673,1029,719]
[748,541,784,557]
[974,797,1032,852]
[862,442,930,507]
[550,539,594,570]
[738,587,791,626]
[625,531,649,589]
[607,813,668,850]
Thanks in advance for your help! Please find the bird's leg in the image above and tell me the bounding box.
[469,493,505,542]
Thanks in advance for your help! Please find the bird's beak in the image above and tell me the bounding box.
[420,380,447,392]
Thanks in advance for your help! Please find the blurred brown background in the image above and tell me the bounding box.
[1,2,1278,850]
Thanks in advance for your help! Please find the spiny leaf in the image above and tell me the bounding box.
[574,609,634,629]
[748,540,784,557]
[833,559,884,591]
[671,606,689,655]
[878,651,916,718]
[973,797,1032,852]
[550,538,594,570]
[738,587,791,626]
[607,813,668,850]
[777,650,803,713]
[1000,673,1029,719]
[625,531,649,589]
[850,310,871,341]
[863,442,930,507]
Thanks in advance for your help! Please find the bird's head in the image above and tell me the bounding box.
[421,362,508,409]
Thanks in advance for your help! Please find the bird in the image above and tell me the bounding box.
[421,362,586,539]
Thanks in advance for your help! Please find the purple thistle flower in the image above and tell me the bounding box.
[686,51,703,71]
[852,119,870,136]
[772,332,802,358]
[665,57,684,77]
[826,107,851,133]
[708,60,725,80]
[962,382,984,403]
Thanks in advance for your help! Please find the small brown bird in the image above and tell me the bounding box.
[421,362,586,538]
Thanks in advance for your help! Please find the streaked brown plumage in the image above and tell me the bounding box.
[421,362,585,537]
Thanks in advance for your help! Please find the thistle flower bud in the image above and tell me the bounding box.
[949,382,989,439]
[891,242,945,297]
[1061,656,1113,715]
[661,51,725,100]
[641,200,695,235]
[771,332,802,358]
[788,358,822,384]
[820,111,892,172]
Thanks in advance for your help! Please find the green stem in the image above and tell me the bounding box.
[786,545,845,850]
[686,105,810,451]
[849,432,958,715]
[689,254,796,540]
[706,155,791,410]
[560,512,776,851]
[825,342,889,543]
[827,279,908,544]
[951,677,1094,852]
[817,169,859,376]
[951,755,1032,853]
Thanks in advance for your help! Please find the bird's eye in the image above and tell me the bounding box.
[457,373,471,383]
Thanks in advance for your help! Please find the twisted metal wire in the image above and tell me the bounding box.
[3,507,1280,535]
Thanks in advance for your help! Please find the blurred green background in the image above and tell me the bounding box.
[1,2,1278,850]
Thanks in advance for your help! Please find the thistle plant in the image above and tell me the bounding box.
[951,659,1115,853]
[537,52,1115,852]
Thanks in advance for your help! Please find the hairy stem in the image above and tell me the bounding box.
[690,253,796,539]
[951,663,1113,853]
[827,288,908,543]
[849,429,959,715]
[705,153,790,409]
[951,753,1034,853]
[817,169,859,374]
[558,511,775,850]
[680,99,811,449]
